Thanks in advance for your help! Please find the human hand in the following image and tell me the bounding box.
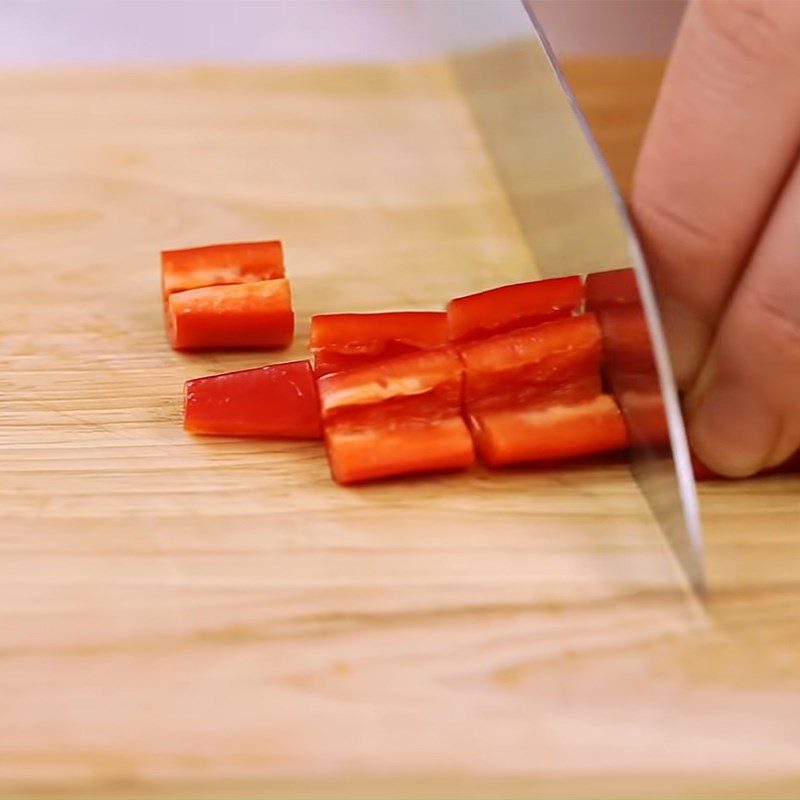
[632,0,800,477]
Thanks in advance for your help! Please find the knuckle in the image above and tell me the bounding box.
[700,0,794,63]
[630,183,740,315]
[631,187,727,259]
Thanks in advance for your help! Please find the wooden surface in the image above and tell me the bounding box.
[1,57,800,799]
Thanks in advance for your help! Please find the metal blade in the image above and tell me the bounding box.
[418,0,705,594]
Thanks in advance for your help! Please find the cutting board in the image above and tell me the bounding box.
[2,57,800,800]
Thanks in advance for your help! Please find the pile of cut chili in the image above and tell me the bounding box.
[165,245,636,484]
[162,241,293,350]
[165,243,776,484]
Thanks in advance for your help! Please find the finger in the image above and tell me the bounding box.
[687,154,800,477]
[631,0,800,387]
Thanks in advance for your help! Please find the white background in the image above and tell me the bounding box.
[0,0,685,65]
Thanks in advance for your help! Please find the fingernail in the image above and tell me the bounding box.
[689,381,779,477]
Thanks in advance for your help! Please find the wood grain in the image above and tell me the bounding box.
[1,57,799,800]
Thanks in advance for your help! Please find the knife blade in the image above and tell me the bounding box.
[418,0,705,594]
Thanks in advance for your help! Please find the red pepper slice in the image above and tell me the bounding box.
[469,394,629,467]
[585,267,638,311]
[317,348,474,484]
[596,304,656,375]
[447,276,583,343]
[167,279,294,351]
[458,315,628,465]
[162,240,284,297]
[613,383,670,447]
[458,314,604,411]
[310,311,448,376]
[323,417,475,486]
[184,360,321,438]
[595,304,670,447]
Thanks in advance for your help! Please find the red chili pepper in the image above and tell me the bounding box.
[585,267,639,311]
[595,303,670,447]
[161,240,284,296]
[317,348,474,484]
[161,241,292,350]
[459,314,604,411]
[458,315,628,466]
[612,383,670,447]
[470,395,629,467]
[447,276,583,343]
[184,359,321,438]
[166,279,294,351]
[596,304,656,375]
[310,311,448,376]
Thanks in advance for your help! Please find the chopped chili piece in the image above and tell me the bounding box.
[162,240,284,297]
[310,311,447,376]
[447,276,583,343]
[167,279,294,351]
[458,315,628,466]
[184,359,321,438]
[317,348,474,484]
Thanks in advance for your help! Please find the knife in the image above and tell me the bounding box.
[417,0,705,594]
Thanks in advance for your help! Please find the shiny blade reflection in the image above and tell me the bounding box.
[418,0,705,593]
[587,270,705,594]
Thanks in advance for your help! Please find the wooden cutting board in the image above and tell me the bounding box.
[1,58,800,800]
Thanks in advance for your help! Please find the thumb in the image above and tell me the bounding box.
[687,157,800,477]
